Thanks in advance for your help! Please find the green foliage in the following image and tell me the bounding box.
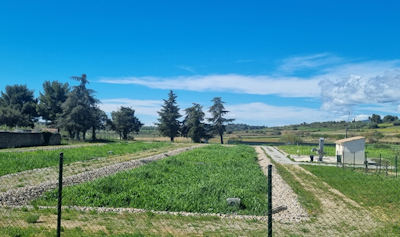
[0,84,38,127]
[182,103,212,143]
[369,114,382,124]
[111,106,143,140]
[363,130,384,143]
[0,142,171,176]
[25,214,40,224]
[279,132,303,145]
[37,80,70,125]
[57,74,101,140]
[155,90,181,142]
[383,115,398,123]
[207,97,235,144]
[34,145,269,215]
[365,122,379,129]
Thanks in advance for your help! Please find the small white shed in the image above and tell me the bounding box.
[335,136,365,164]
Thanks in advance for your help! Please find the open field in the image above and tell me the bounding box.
[0,142,172,177]
[1,143,400,236]
[33,145,269,216]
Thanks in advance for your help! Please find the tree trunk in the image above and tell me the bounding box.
[75,131,80,140]
[220,133,224,144]
[170,136,174,142]
[92,127,96,140]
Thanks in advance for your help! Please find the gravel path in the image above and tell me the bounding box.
[256,146,309,222]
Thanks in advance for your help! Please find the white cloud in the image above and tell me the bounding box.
[354,114,370,121]
[100,75,321,98]
[226,102,331,126]
[319,69,400,112]
[279,53,343,72]
[176,65,197,74]
[99,98,163,117]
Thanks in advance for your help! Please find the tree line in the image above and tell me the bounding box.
[156,90,234,144]
[0,75,234,143]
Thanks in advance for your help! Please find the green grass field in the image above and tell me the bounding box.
[33,145,269,216]
[0,142,172,176]
[301,165,400,221]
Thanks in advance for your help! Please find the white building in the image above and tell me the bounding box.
[335,136,365,164]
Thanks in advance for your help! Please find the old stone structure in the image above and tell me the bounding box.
[0,132,61,149]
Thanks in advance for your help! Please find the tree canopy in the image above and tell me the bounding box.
[155,90,181,141]
[207,97,235,144]
[182,103,212,143]
[57,74,102,139]
[0,84,38,127]
[111,106,143,140]
[37,80,70,125]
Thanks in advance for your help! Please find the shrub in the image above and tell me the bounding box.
[25,214,40,224]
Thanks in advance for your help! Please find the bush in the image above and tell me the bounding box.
[25,214,40,224]
[393,120,400,126]
[365,122,378,129]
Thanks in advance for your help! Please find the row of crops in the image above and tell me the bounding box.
[33,145,269,215]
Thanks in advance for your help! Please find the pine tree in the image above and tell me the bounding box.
[57,74,100,139]
[0,84,38,127]
[37,80,70,126]
[182,103,212,143]
[207,97,235,144]
[155,90,181,141]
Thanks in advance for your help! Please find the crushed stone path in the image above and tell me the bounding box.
[255,146,309,223]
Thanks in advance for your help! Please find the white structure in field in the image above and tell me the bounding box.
[335,136,365,164]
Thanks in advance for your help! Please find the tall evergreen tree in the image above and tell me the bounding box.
[111,106,143,140]
[182,103,212,143]
[57,74,100,139]
[207,97,235,144]
[155,90,181,141]
[0,84,38,127]
[37,80,70,126]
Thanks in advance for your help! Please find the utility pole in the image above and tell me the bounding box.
[345,111,350,138]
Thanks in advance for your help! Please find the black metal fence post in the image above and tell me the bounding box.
[267,164,272,237]
[57,152,64,237]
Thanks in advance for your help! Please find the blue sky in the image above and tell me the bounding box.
[1,0,400,126]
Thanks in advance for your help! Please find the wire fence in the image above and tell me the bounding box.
[0,144,399,236]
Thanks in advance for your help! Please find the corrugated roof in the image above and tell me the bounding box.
[335,136,365,144]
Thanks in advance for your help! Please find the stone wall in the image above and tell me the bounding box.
[0,132,61,149]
